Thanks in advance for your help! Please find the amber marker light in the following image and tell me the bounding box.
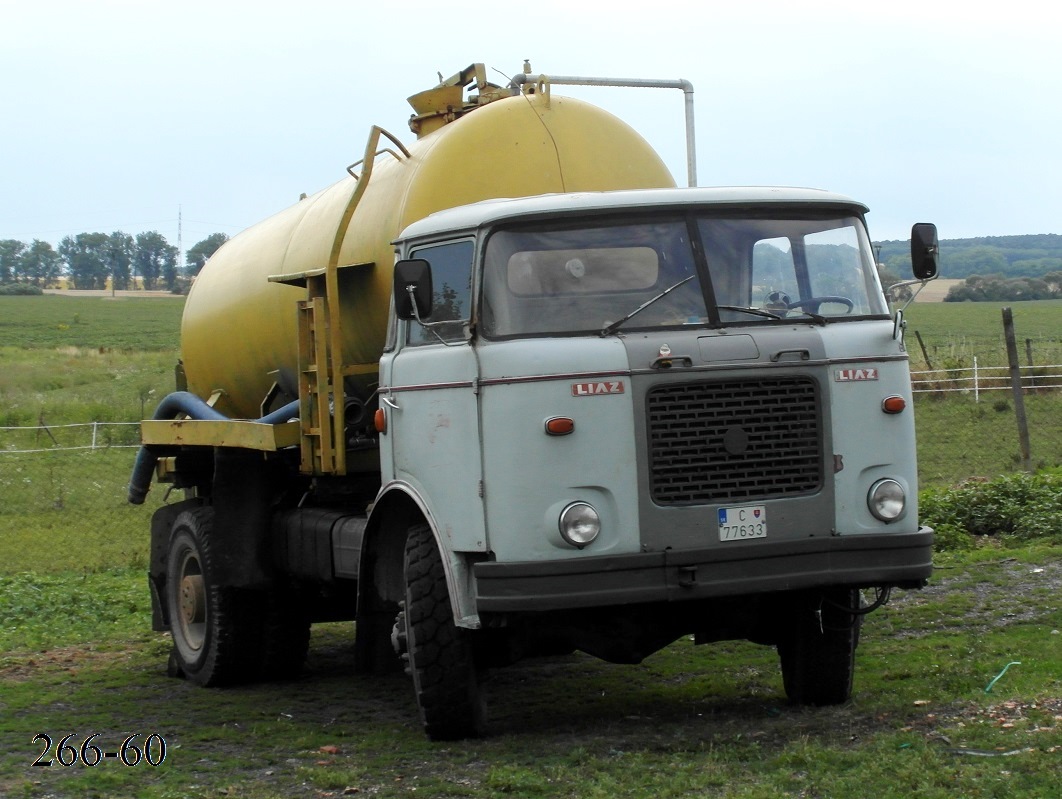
[881,395,906,414]
[374,408,387,433]
[545,417,575,436]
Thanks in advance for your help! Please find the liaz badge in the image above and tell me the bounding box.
[571,381,625,397]
[835,368,878,381]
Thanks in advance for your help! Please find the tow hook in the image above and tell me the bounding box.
[678,565,697,588]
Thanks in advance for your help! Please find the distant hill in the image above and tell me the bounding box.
[876,233,1062,280]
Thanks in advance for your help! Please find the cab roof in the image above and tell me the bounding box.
[395,186,870,242]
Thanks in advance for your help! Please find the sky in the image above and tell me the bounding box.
[2,0,1060,257]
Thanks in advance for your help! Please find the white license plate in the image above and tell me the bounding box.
[718,505,767,541]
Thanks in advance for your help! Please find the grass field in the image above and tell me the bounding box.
[0,293,185,350]
[903,299,1062,370]
[1,293,1061,798]
[0,295,184,428]
[2,548,1059,798]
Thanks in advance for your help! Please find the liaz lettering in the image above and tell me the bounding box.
[835,368,879,382]
[571,381,625,397]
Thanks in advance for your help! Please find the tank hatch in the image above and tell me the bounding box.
[407,62,511,137]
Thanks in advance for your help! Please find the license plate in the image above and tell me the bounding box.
[718,505,767,541]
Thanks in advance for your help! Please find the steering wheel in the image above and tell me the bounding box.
[786,296,854,314]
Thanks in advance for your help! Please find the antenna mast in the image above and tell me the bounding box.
[177,205,183,277]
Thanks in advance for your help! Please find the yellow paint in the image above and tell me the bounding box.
[181,92,675,419]
[141,419,300,450]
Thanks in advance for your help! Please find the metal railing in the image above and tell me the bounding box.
[911,361,1062,399]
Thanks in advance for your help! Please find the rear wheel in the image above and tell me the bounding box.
[777,588,861,706]
[165,507,262,686]
[403,523,486,740]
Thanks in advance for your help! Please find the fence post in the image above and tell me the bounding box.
[1002,308,1032,472]
[1025,338,1035,389]
[92,421,98,450]
[914,330,934,370]
[974,356,979,403]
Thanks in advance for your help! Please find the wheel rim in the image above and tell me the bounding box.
[176,551,206,652]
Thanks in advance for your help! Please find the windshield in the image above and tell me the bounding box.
[480,213,886,339]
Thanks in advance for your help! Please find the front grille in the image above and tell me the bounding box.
[647,377,822,504]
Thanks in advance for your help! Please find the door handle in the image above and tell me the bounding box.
[770,349,811,363]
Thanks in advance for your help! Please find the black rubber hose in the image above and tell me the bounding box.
[127,393,300,505]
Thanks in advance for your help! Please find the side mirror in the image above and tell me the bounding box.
[393,259,433,321]
[910,223,939,280]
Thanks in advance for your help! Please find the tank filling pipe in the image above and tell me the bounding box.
[127,392,300,505]
[510,73,697,187]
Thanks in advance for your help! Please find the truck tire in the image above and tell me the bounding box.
[403,523,486,740]
[165,507,262,686]
[777,588,861,706]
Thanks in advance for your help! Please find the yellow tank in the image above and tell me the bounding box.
[182,86,675,418]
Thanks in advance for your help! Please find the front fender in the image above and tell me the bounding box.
[362,481,481,629]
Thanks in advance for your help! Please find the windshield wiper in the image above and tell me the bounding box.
[786,309,829,326]
[716,305,784,321]
[716,305,829,325]
[600,275,697,337]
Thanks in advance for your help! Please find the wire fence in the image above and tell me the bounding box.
[2,391,1059,567]
[911,362,1062,398]
[0,421,142,453]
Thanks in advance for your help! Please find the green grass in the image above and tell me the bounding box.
[0,449,161,573]
[905,299,1062,370]
[2,294,1061,797]
[0,294,185,351]
[0,346,178,428]
[0,298,180,576]
[0,296,182,429]
[914,393,1062,486]
[1,549,1060,798]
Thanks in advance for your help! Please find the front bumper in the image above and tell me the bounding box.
[474,528,933,613]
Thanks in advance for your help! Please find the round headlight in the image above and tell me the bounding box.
[558,502,601,548]
[868,478,906,522]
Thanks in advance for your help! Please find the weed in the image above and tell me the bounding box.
[921,469,1062,545]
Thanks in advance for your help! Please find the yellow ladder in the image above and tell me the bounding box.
[297,283,337,475]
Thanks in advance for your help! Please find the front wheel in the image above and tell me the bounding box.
[777,589,861,706]
[165,507,262,686]
[402,523,486,740]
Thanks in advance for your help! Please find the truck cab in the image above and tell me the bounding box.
[368,187,934,737]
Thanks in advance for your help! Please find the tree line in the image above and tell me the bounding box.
[0,232,228,292]
[942,272,1062,302]
[875,233,1062,282]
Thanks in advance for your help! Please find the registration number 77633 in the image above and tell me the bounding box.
[717,505,767,541]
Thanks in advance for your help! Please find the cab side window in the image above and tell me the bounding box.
[406,240,474,346]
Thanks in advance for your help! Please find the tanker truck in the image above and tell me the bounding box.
[129,62,939,740]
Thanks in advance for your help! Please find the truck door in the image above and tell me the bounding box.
[382,240,488,554]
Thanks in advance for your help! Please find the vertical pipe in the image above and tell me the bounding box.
[512,74,697,186]
[682,85,697,187]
